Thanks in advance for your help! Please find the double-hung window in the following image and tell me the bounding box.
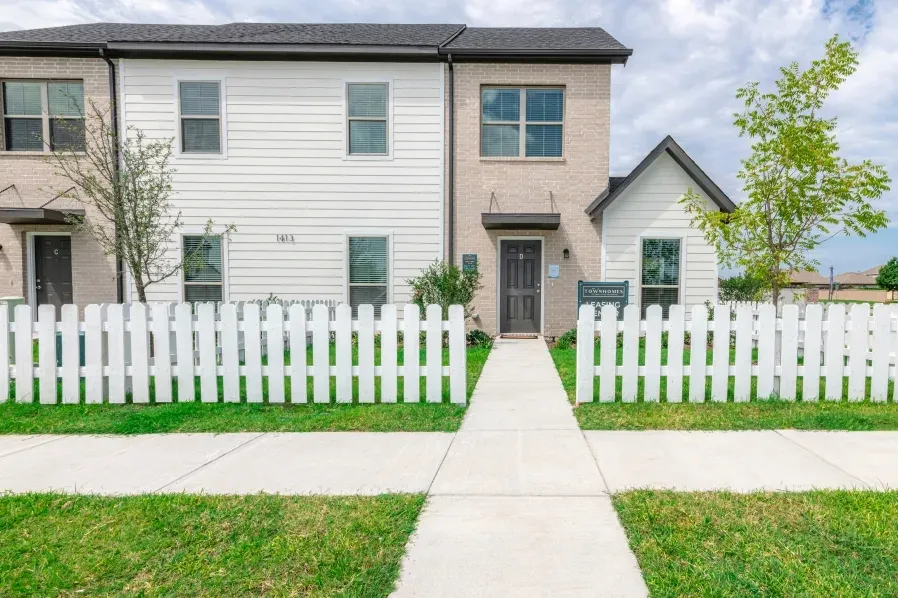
[481,87,564,158]
[179,81,221,154]
[2,81,84,152]
[640,238,682,318]
[348,236,389,317]
[347,83,388,156]
[183,236,224,302]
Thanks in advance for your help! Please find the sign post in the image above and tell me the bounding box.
[577,281,629,320]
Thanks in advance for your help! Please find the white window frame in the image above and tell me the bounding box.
[344,232,393,309]
[178,230,229,303]
[342,78,393,161]
[173,74,228,160]
[0,80,85,153]
[636,234,686,317]
[480,86,565,160]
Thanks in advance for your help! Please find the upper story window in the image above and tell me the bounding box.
[347,83,388,156]
[179,81,221,154]
[2,81,84,152]
[481,87,564,159]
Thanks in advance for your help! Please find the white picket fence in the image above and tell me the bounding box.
[576,303,898,404]
[1,303,467,405]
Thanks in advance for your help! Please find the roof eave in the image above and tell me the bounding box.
[586,136,735,219]
[0,41,106,57]
[439,47,632,64]
[105,41,442,61]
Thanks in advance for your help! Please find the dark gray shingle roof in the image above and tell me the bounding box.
[0,22,466,46]
[444,27,628,51]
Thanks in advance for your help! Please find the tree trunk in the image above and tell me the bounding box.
[135,279,147,304]
[771,277,780,311]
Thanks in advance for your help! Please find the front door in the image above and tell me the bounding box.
[34,235,73,314]
[500,239,542,334]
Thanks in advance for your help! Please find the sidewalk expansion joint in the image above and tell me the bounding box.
[0,435,66,461]
[773,430,870,488]
[153,432,267,492]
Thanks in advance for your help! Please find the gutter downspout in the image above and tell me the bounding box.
[99,49,124,304]
[448,53,455,266]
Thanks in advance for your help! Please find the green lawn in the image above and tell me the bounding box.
[550,345,898,430]
[0,493,423,597]
[614,490,898,597]
[0,345,490,434]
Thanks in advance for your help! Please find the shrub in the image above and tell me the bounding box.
[407,260,482,320]
[555,328,577,350]
[719,273,766,302]
[877,258,898,293]
[467,329,493,347]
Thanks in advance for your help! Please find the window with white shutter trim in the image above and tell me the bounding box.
[183,236,223,302]
[179,81,221,154]
[348,236,389,317]
[640,238,681,319]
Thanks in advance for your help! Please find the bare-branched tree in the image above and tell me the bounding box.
[47,97,234,303]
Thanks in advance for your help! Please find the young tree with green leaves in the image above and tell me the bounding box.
[682,35,890,308]
[876,258,898,300]
[407,260,482,319]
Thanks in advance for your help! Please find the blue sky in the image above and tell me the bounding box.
[3,0,896,275]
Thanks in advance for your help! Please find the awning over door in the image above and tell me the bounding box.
[0,208,85,225]
[481,212,560,230]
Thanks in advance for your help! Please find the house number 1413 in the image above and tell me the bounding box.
[276,234,295,243]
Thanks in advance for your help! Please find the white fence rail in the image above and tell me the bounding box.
[1,303,467,405]
[576,303,898,404]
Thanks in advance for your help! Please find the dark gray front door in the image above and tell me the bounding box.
[500,239,541,334]
[34,235,73,313]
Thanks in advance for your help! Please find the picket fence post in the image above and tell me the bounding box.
[448,305,466,404]
[621,305,639,402]
[0,304,8,402]
[575,304,594,404]
[599,304,617,403]
[335,303,352,403]
[667,305,685,403]
[689,305,708,403]
[380,304,398,403]
[358,305,375,404]
[312,303,330,403]
[644,305,662,403]
[403,304,421,403]
[288,304,308,404]
[266,304,286,404]
[426,304,442,403]
[14,305,32,403]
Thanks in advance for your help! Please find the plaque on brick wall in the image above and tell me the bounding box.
[462,254,478,273]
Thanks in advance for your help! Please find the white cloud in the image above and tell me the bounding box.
[1,0,896,271]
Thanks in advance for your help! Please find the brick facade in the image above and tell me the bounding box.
[449,63,610,336]
[0,56,117,307]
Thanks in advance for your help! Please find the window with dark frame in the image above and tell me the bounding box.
[183,235,223,302]
[348,236,389,317]
[179,81,221,154]
[481,87,564,158]
[2,81,84,152]
[347,83,388,156]
[640,238,681,318]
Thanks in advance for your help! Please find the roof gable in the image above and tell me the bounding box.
[585,135,735,218]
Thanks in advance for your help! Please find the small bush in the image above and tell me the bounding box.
[555,328,577,350]
[407,260,482,320]
[467,329,493,347]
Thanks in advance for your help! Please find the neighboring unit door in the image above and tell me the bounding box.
[500,239,542,334]
[34,235,74,314]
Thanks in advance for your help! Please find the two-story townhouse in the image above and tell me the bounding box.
[0,23,735,334]
[441,29,735,336]
[0,47,119,313]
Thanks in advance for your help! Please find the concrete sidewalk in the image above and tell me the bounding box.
[0,432,453,495]
[392,338,649,597]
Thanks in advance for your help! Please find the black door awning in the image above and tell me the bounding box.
[0,208,85,225]
[481,212,560,230]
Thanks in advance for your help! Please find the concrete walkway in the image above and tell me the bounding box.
[392,338,649,597]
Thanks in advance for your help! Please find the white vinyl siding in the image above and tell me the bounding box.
[603,152,720,313]
[122,60,442,304]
